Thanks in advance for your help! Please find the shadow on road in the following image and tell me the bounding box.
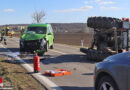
[53,86,94,90]
[21,57,46,64]
[0,46,97,64]
[0,48,19,52]
[19,54,96,66]
[7,48,19,52]
[42,54,96,65]
[82,73,94,75]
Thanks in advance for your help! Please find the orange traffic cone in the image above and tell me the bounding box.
[0,78,3,87]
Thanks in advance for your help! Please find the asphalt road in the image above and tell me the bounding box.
[1,37,96,90]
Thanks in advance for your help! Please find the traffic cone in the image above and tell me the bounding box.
[0,78,3,87]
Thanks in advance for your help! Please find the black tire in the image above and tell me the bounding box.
[86,50,110,62]
[20,42,25,52]
[96,76,119,90]
[45,42,49,52]
[20,47,25,52]
[87,16,122,29]
[50,44,54,49]
[80,48,88,54]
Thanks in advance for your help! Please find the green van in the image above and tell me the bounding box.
[20,24,54,55]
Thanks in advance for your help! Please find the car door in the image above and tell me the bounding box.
[47,25,54,47]
[128,60,130,90]
[115,64,129,90]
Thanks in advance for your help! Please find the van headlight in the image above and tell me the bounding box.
[41,39,46,46]
[20,38,24,47]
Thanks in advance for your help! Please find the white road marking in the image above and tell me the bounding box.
[51,50,67,54]
[55,43,80,49]
[0,45,62,90]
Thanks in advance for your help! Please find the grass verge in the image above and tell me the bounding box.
[0,57,45,90]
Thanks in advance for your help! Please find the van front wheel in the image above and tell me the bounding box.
[45,42,49,52]
[50,44,54,49]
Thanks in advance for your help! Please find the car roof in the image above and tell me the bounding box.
[28,24,50,27]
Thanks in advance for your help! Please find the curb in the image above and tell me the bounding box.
[1,45,62,90]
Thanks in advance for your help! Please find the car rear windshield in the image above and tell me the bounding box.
[27,27,47,34]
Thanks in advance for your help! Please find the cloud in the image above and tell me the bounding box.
[95,0,115,5]
[4,9,15,12]
[54,6,93,13]
[100,6,120,10]
[99,1,115,5]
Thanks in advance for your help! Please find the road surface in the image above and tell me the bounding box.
[0,37,96,90]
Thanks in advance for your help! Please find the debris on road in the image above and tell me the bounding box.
[45,69,72,77]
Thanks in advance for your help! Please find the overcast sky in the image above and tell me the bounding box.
[0,0,129,25]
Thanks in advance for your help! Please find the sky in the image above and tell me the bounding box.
[0,0,130,25]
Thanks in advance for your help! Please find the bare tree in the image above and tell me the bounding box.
[32,10,45,23]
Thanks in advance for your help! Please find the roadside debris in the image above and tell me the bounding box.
[73,68,77,71]
[45,69,72,77]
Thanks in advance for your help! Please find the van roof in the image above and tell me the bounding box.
[28,24,50,27]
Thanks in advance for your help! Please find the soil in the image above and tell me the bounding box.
[54,33,93,47]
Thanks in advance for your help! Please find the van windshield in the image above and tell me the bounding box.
[27,27,47,34]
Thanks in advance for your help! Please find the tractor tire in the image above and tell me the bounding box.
[87,16,122,29]
[86,49,110,62]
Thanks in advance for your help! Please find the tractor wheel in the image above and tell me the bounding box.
[87,16,122,29]
[87,50,109,62]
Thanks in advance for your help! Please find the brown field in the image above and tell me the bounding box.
[54,33,93,47]
[13,32,93,47]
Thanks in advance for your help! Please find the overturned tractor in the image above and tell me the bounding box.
[80,16,130,61]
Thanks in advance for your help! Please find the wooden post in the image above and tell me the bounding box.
[81,40,84,48]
